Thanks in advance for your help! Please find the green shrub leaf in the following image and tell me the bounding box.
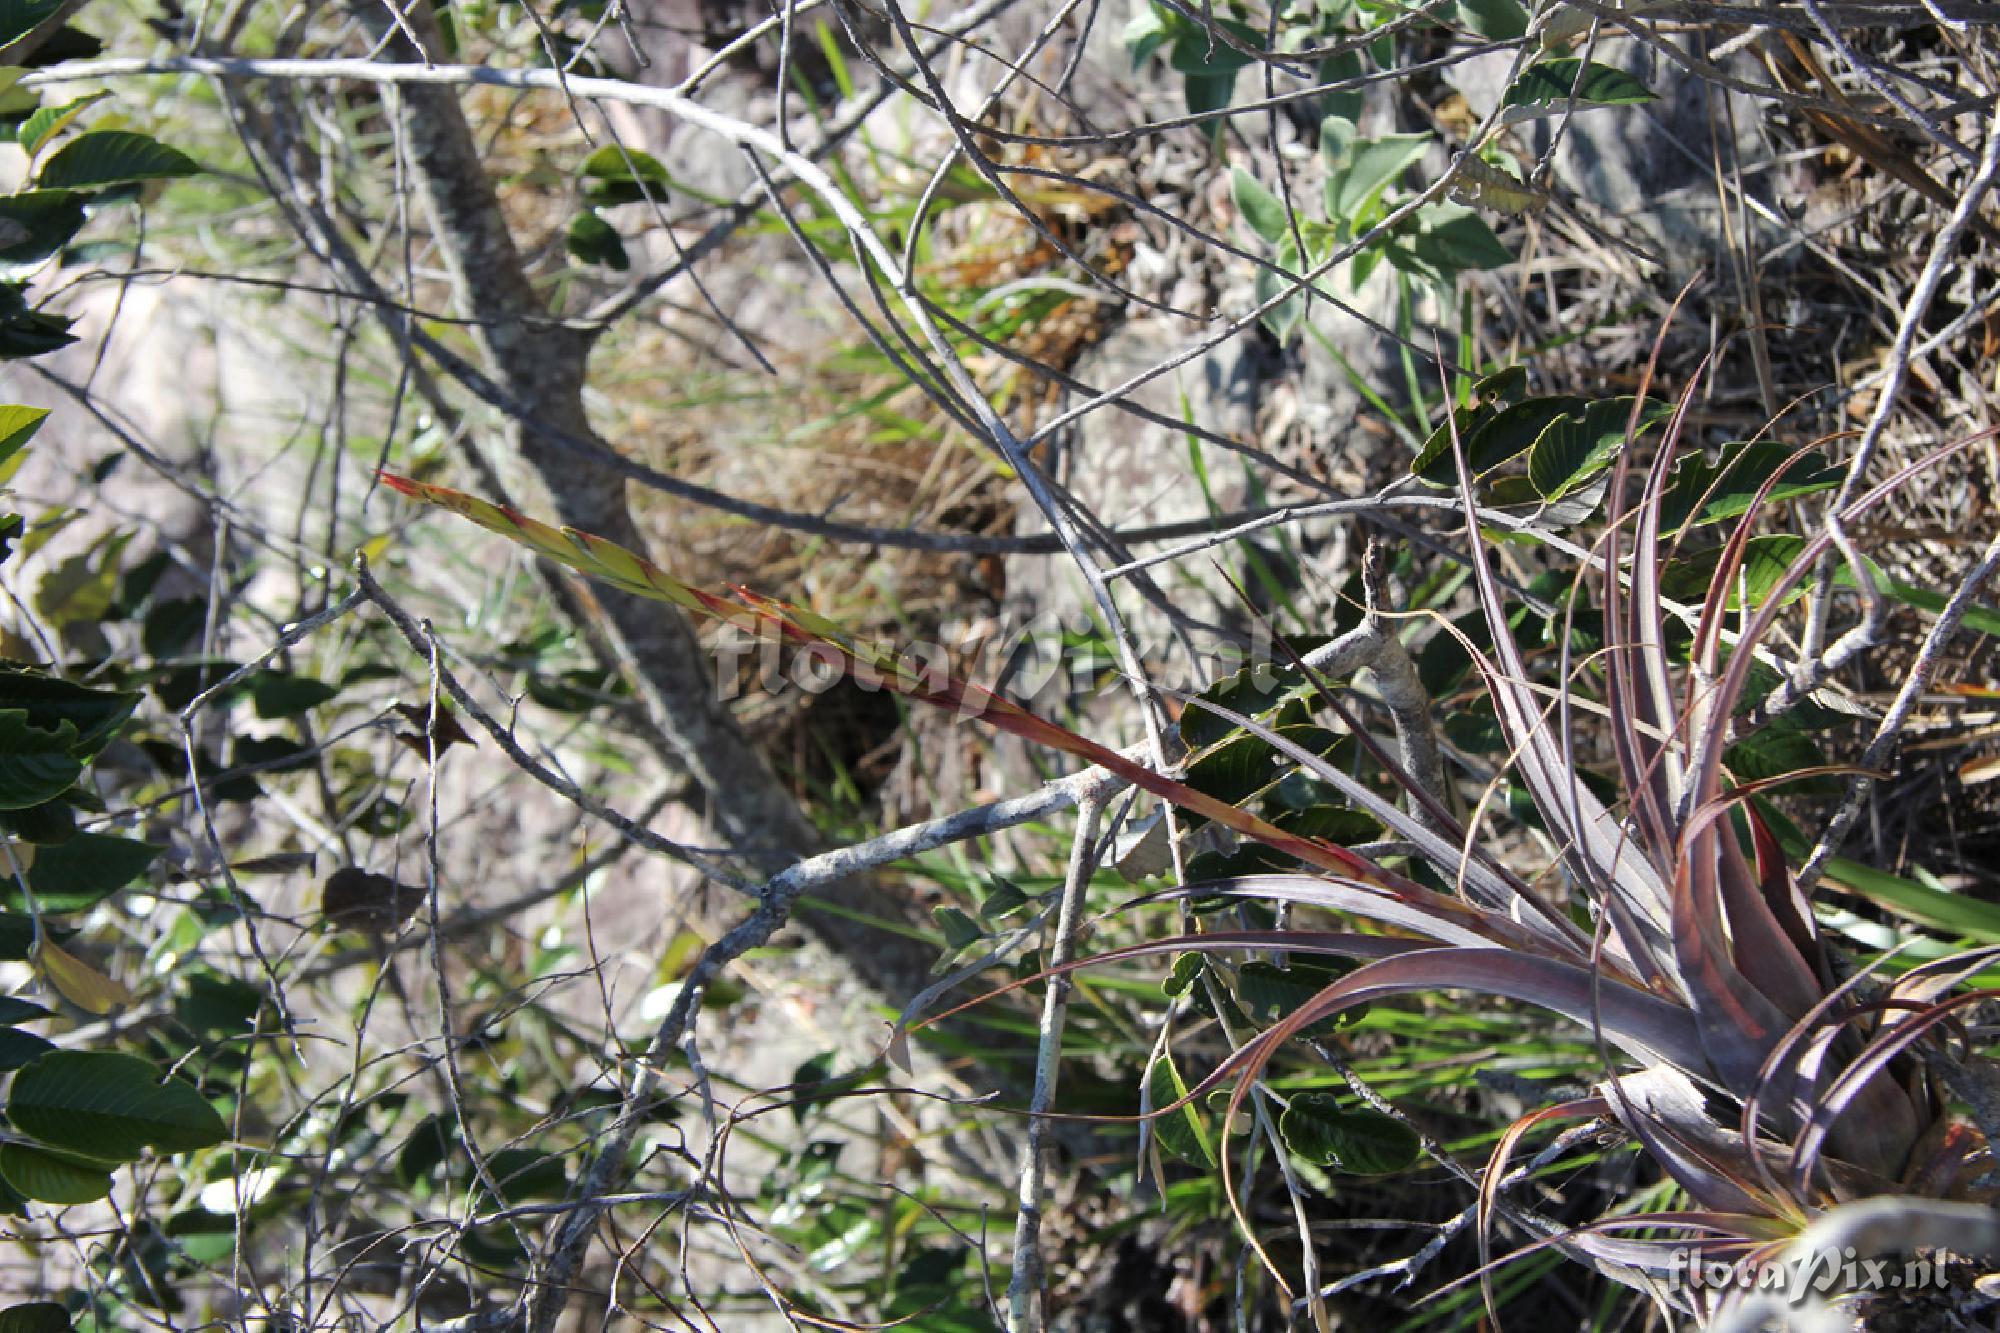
[1279,1093,1420,1173]
[480,1147,569,1205]
[247,671,339,720]
[1231,167,1290,246]
[1413,395,1585,484]
[0,667,138,760]
[16,91,106,159]
[1408,202,1512,274]
[0,0,60,46]
[565,210,630,271]
[1147,1051,1215,1166]
[0,710,80,809]
[8,1051,228,1161]
[0,1025,53,1071]
[1527,397,1668,499]
[0,1142,113,1205]
[1502,59,1654,115]
[18,833,161,912]
[931,905,984,951]
[577,145,670,208]
[1658,440,1844,533]
[0,1303,72,1333]
[1234,958,1357,1035]
[1180,68,1237,117]
[1324,131,1429,224]
[0,193,83,272]
[37,131,200,190]
[0,404,47,473]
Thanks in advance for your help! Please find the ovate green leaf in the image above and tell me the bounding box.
[37,131,200,190]
[247,671,339,720]
[19,832,161,912]
[0,1025,53,1071]
[1147,1051,1215,1166]
[1231,167,1291,246]
[1502,58,1654,116]
[1279,1093,1420,1174]
[1408,201,1512,274]
[932,905,984,951]
[0,1302,73,1333]
[0,193,84,272]
[0,711,79,809]
[0,1142,113,1205]
[577,144,670,208]
[0,405,46,473]
[17,91,106,159]
[565,210,629,271]
[1324,132,1430,223]
[8,1051,228,1160]
[1658,440,1844,534]
[0,667,138,759]
[1413,395,1585,484]
[1526,396,1668,500]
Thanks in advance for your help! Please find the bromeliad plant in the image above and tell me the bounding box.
[381,368,2000,1321]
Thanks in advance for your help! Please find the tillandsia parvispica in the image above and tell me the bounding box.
[382,358,2000,1324]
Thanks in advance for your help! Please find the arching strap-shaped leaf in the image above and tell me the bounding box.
[381,475,1414,892]
[1169,677,1579,951]
[1249,947,1710,1083]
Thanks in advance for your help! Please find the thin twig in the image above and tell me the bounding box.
[1006,793,1106,1331]
[1799,527,2000,890]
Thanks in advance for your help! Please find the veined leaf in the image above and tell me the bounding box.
[1280,1092,1419,1173]
[36,130,200,190]
[8,1050,227,1160]
[33,936,133,1015]
[1502,58,1654,117]
[1658,440,1844,534]
[1450,155,1543,216]
[0,667,138,759]
[1661,533,1893,614]
[1233,958,1357,1035]
[0,1142,111,1205]
[0,710,80,810]
[1527,397,1668,500]
[17,91,107,159]
[0,405,47,472]
[1413,395,1586,484]
[18,833,161,913]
